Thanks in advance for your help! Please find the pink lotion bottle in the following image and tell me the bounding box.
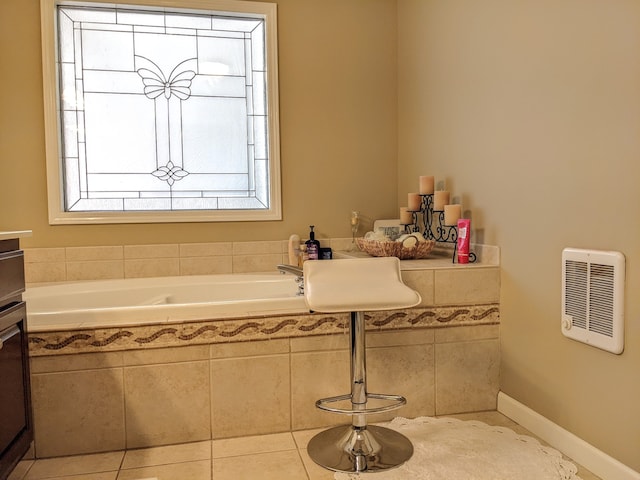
[457,219,471,264]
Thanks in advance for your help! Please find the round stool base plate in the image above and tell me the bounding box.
[307,425,413,473]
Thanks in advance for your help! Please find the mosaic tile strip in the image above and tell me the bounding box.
[28,303,499,356]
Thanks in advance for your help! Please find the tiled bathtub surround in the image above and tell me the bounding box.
[30,323,500,458]
[23,239,501,459]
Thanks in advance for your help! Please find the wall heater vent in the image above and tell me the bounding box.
[561,248,625,354]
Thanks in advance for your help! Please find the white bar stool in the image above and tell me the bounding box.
[302,257,422,473]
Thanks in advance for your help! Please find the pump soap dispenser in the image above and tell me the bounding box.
[305,226,320,260]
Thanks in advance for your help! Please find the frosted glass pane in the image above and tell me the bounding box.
[64,157,80,204]
[182,97,248,173]
[254,116,267,159]
[166,13,211,30]
[252,72,266,115]
[83,22,132,32]
[69,199,124,211]
[134,26,165,34]
[58,13,75,63]
[251,23,265,71]
[198,29,244,39]
[172,198,220,210]
[88,173,164,190]
[123,199,174,211]
[75,80,85,110]
[140,191,171,198]
[82,30,134,71]
[62,111,78,157]
[118,11,164,27]
[177,174,248,190]
[198,37,246,76]
[61,7,115,23]
[83,94,156,172]
[76,111,85,142]
[83,71,142,94]
[212,18,261,32]
[134,33,197,79]
[90,191,141,199]
[191,75,245,97]
[78,147,87,192]
[219,197,266,209]
[255,159,268,204]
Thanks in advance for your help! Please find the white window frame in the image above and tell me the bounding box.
[40,0,281,224]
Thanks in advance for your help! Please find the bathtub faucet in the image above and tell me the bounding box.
[277,264,304,296]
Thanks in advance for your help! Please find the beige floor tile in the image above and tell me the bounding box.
[298,448,335,480]
[212,432,296,458]
[121,441,211,469]
[116,459,211,480]
[24,452,123,479]
[15,413,602,480]
[212,450,307,480]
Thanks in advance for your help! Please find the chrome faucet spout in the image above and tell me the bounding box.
[277,264,303,277]
[277,264,304,295]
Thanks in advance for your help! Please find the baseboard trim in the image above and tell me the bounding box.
[497,392,640,480]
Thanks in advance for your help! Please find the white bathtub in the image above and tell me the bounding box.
[24,273,308,332]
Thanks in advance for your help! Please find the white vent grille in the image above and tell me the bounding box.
[561,248,625,354]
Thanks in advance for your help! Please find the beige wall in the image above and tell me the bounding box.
[0,0,398,247]
[398,0,640,471]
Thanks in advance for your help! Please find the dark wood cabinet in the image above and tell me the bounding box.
[0,237,33,480]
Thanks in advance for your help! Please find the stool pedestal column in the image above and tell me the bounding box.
[307,311,413,473]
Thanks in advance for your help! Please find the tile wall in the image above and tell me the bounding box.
[23,239,354,284]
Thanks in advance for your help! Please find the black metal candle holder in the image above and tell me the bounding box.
[400,194,476,263]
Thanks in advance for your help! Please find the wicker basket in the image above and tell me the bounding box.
[356,237,435,260]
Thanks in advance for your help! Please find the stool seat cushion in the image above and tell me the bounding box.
[302,257,421,313]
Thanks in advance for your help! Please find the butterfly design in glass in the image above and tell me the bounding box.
[136,56,197,100]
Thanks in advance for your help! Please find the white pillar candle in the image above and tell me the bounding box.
[419,176,434,195]
[408,193,421,211]
[400,207,413,225]
[444,204,462,226]
[433,190,450,211]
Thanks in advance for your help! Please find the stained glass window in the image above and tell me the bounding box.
[42,0,280,223]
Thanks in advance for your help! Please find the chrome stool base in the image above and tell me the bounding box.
[307,424,413,473]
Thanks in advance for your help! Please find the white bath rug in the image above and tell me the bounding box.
[334,416,581,480]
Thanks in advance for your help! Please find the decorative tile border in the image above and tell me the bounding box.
[28,304,499,356]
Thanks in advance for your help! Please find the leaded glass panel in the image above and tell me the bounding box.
[55,2,274,214]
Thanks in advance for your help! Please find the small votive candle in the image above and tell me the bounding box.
[408,193,421,211]
[433,191,450,211]
[444,204,462,226]
[419,176,435,195]
[400,207,413,225]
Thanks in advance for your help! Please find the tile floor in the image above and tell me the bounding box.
[8,412,601,480]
